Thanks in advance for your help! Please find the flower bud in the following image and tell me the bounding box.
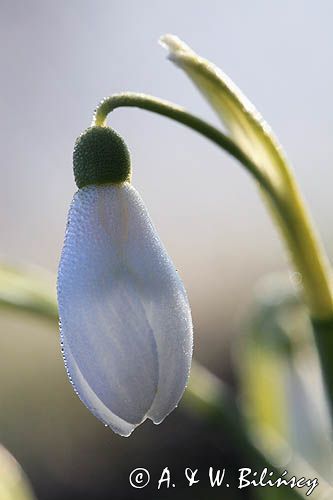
[58,126,193,436]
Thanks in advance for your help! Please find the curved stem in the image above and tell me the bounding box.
[93,93,275,196]
[93,92,333,321]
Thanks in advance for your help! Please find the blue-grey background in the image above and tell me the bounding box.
[0,1,332,499]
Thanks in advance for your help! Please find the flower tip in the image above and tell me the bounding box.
[114,425,136,438]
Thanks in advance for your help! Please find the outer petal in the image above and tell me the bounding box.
[57,183,193,435]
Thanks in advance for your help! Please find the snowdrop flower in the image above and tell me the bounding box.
[57,126,193,436]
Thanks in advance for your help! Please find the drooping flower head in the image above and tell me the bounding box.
[57,126,193,436]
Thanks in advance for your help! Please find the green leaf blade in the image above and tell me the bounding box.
[160,34,292,192]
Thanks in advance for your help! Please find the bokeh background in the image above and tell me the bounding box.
[1,1,333,498]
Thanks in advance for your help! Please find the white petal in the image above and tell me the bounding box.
[57,183,193,435]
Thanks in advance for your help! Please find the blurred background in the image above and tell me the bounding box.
[1,1,333,498]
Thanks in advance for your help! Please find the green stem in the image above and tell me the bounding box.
[312,318,333,416]
[93,93,274,194]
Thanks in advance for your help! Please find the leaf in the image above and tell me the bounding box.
[0,263,57,321]
[0,444,36,500]
[160,34,293,193]
[160,34,333,323]
[239,274,333,482]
